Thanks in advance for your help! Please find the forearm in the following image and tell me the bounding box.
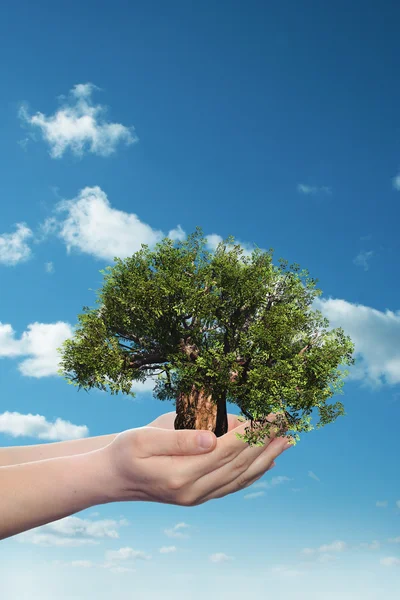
[0,450,113,541]
[0,433,118,466]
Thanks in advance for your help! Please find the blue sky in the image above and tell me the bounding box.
[1,0,400,597]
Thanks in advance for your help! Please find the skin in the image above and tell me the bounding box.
[0,411,292,541]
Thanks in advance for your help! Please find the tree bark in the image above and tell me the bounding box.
[174,386,228,437]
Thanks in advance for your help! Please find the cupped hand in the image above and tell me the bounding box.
[102,413,292,508]
[147,410,245,433]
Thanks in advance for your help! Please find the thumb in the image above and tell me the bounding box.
[142,427,217,456]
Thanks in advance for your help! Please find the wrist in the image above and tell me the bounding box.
[78,448,117,506]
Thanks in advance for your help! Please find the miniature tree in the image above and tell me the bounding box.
[58,228,355,446]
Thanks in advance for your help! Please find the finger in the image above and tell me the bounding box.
[200,436,293,503]
[227,414,243,430]
[176,421,283,502]
[176,416,280,482]
[147,412,176,428]
[136,426,217,458]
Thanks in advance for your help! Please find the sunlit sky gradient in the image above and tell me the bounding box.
[1,1,399,598]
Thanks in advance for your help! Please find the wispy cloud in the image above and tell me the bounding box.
[392,174,400,191]
[0,321,73,377]
[243,491,265,500]
[19,83,137,158]
[308,471,320,482]
[244,475,292,499]
[159,546,177,554]
[297,183,332,196]
[301,540,347,557]
[209,553,234,563]
[17,516,128,546]
[0,411,88,441]
[357,540,381,550]
[18,533,98,547]
[380,556,400,567]
[164,522,190,539]
[0,223,33,266]
[353,250,374,271]
[376,500,388,508]
[105,547,151,562]
[45,261,54,273]
[269,564,304,577]
[54,539,149,575]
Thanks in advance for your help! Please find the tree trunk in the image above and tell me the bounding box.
[174,386,228,437]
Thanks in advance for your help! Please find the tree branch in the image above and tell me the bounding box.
[129,353,167,368]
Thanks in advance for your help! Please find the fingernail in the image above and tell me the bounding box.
[283,438,294,450]
[197,432,214,449]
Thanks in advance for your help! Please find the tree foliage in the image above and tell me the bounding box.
[58,228,355,446]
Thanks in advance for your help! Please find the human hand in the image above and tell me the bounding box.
[101,415,292,507]
[147,410,279,471]
[147,410,245,433]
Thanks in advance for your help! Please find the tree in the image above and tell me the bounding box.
[58,228,355,447]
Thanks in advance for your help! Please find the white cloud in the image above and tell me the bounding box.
[243,491,265,500]
[168,225,186,242]
[396,500,400,509]
[53,559,136,574]
[269,565,304,577]
[318,553,337,563]
[45,185,186,262]
[0,223,33,266]
[159,546,177,554]
[380,556,400,567]
[376,501,388,508]
[0,321,73,377]
[246,475,293,496]
[19,83,137,158]
[69,560,95,568]
[106,565,135,574]
[353,250,374,271]
[43,516,126,538]
[297,184,332,195]
[0,411,88,441]
[253,475,292,489]
[45,261,54,273]
[205,233,256,257]
[308,471,320,482]
[358,541,381,550]
[313,297,400,387]
[392,174,400,191]
[164,522,190,539]
[130,378,156,394]
[301,540,347,557]
[17,532,98,547]
[301,548,315,556]
[209,553,233,563]
[16,516,127,546]
[388,537,400,544]
[105,547,151,562]
[319,540,347,553]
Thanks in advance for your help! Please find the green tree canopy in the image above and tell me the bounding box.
[59,228,355,446]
